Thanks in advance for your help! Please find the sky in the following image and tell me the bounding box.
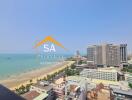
[0,0,132,54]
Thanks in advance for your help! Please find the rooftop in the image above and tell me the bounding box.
[98,67,118,72]
[125,73,132,77]
[67,76,119,86]
[54,78,64,85]
[113,88,132,96]
[92,79,119,86]
[66,76,90,85]
[66,76,91,92]
[52,83,65,90]
[97,89,110,100]
[32,83,53,92]
[128,59,132,64]
[87,89,110,100]
[21,91,40,100]
[33,93,48,100]
[82,67,118,73]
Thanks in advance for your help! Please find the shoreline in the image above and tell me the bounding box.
[0,63,56,81]
[0,61,75,90]
[0,62,60,80]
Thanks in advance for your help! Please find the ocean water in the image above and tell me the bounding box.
[0,54,72,80]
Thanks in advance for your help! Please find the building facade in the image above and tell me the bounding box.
[30,81,55,100]
[120,44,127,63]
[125,74,132,84]
[80,68,118,81]
[87,43,127,67]
[53,84,65,99]
[87,46,96,62]
[65,76,96,100]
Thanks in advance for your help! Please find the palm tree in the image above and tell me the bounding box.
[19,85,25,94]
[29,79,32,84]
[47,75,51,80]
[43,77,47,80]
[25,84,30,92]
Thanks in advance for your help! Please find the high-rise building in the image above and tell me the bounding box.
[87,44,127,67]
[95,45,103,65]
[87,46,95,62]
[76,50,80,57]
[102,44,120,66]
[120,44,127,63]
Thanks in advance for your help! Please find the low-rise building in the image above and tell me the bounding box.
[125,73,132,84]
[52,78,65,99]
[53,83,65,99]
[34,92,49,100]
[80,67,120,81]
[128,59,132,64]
[87,83,111,100]
[30,81,55,100]
[65,76,96,100]
[111,88,132,100]
[22,91,40,100]
[22,90,48,100]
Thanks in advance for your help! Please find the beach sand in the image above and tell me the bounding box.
[0,61,75,90]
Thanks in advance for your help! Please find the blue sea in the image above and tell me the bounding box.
[0,54,72,80]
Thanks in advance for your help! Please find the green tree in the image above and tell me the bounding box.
[29,79,32,83]
[129,83,132,89]
[71,64,76,69]
[43,77,47,81]
[47,74,51,80]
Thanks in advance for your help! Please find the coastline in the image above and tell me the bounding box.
[0,61,75,90]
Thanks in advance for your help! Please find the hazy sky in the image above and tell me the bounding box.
[0,0,132,54]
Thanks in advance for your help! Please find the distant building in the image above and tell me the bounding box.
[80,67,119,81]
[87,43,127,67]
[76,50,80,57]
[120,44,127,63]
[87,46,95,62]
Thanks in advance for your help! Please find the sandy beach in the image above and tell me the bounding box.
[0,61,75,90]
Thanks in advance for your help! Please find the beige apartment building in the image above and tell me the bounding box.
[87,44,127,67]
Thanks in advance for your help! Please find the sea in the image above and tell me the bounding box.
[0,54,72,80]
